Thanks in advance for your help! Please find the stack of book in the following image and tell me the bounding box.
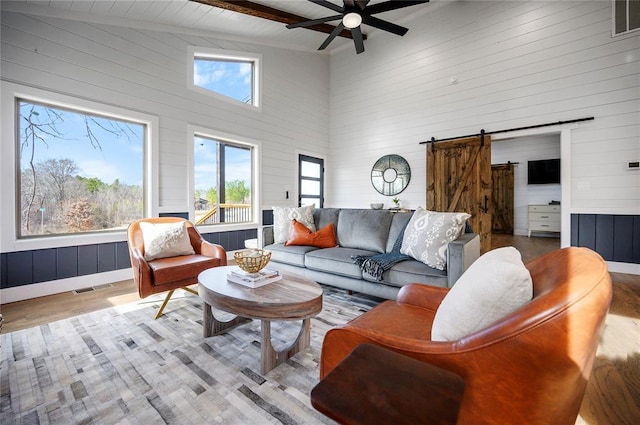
[227,267,282,288]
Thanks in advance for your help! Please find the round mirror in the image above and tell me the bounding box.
[371,154,411,196]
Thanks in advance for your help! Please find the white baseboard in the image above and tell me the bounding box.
[0,269,132,304]
[607,261,640,275]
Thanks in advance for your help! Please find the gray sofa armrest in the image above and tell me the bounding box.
[446,232,480,288]
[258,225,274,248]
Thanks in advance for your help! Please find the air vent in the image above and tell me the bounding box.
[72,283,113,295]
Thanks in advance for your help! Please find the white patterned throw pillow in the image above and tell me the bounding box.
[139,221,195,261]
[400,207,470,270]
[431,246,533,341]
[272,204,316,244]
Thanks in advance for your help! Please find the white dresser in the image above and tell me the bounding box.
[528,204,560,237]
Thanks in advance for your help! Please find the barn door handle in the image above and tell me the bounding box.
[482,196,489,213]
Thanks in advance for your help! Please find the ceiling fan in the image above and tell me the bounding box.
[286,0,429,54]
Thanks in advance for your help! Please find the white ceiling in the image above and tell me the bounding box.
[1,0,439,53]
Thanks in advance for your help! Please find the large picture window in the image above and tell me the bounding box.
[193,134,254,225]
[17,99,145,238]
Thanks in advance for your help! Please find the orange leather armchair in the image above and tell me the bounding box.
[318,247,612,425]
[127,217,227,319]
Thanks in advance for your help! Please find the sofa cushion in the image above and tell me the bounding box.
[264,243,319,267]
[272,204,316,244]
[306,247,378,279]
[431,247,533,341]
[337,210,393,253]
[313,208,341,231]
[363,259,447,288]
[386,212,413,253]
[139,221,195,261]
[285,220,337,248]
[400,207,470,270]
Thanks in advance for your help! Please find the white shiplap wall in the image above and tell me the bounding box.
[0,10,330,248]
[328,1,640,217]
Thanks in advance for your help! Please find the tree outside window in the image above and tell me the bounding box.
[193,135,253,225]
[17,100,145,237]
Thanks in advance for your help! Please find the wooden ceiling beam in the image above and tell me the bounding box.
[190,0,365,40]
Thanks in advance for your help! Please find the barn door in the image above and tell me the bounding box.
[426,135,492,253]
[491,163,514,234]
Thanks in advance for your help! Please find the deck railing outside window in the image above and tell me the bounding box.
[195,204,251,225]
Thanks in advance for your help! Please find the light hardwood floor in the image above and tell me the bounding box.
[1,235,639,424]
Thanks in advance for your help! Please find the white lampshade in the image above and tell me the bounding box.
[342,12,362,29]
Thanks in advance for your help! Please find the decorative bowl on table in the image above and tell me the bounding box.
[234,249,272,274]
[370,203,384,210]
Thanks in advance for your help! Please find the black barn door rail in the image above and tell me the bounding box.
[419,117,595,146]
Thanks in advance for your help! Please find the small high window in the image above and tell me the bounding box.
[189,47,261,109]
[613,0,640,35]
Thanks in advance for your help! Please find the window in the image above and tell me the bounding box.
[193,134,255,225]
[189,47,261,109]
[613,0,640,35]
[299,154,324,207]
[17,99,146,238]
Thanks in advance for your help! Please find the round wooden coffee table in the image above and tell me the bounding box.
[198,266,323,374]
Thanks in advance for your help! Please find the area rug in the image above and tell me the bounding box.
[0,287,381,424]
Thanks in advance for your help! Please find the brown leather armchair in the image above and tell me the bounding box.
[127,217,227,319]
[317,247,612,425]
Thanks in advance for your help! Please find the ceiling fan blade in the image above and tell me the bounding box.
[286,14,343,29]
[319,22,345,50]
[362,15,408,36]
[355,0,371,11]
[352,25,365,54]
[366,0,429,15]
[309,0,344,13]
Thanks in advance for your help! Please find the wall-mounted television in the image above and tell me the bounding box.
[528,158,560,184]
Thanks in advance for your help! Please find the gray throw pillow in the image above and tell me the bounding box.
[400,207,470,270]
[272,204,316,244]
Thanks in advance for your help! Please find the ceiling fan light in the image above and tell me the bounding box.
[342,12,362,29]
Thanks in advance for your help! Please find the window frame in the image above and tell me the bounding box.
[188,125,261,231]
[612,0,640,36]
[188,46,262,111]
[0,82,158,252]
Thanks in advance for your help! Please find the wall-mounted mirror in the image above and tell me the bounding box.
[371,154,411,196]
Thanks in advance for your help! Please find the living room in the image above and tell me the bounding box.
[1,0,638,423]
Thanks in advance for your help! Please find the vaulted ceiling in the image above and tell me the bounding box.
[2,0,436,53]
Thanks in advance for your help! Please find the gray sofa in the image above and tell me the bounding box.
[259,208,480,300]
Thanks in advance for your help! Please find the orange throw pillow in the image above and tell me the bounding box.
[285,219,337,248]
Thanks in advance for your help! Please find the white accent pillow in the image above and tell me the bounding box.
[272,204,316,244]
[139,221,195,261]
[400,207,471,270]
[431,246,533,341]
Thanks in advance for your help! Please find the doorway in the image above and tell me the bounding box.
[491,134,562,238]
[298,154,324,207]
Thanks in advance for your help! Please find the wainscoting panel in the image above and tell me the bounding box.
[571,214,640,264]
[0,228,257,290]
